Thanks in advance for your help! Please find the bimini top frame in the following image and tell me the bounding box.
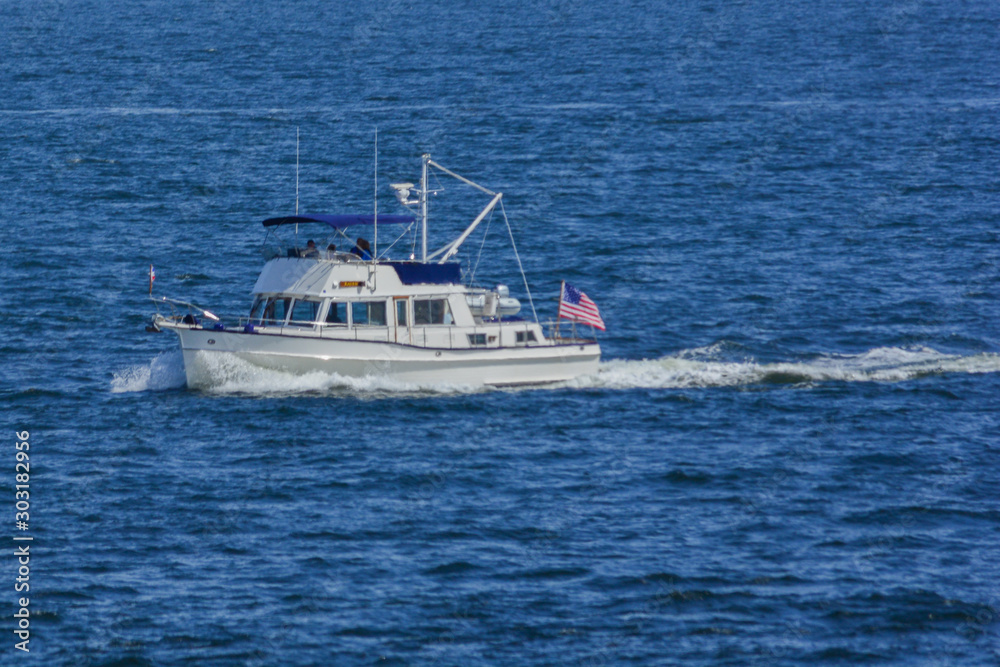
[262,214,414,229]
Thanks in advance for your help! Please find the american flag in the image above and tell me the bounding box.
[558,282,605,331]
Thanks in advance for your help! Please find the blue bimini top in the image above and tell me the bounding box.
[262,214,415,229]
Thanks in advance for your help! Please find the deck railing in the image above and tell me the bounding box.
[541,319,598,344]
[228,318,573,350]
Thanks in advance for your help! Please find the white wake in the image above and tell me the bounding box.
[111,350,188,393]
[568,346,1000,390]
[111,345,1000,396]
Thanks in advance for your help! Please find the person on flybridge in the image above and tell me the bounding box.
[350,238,372,260]
[302,240,320,258]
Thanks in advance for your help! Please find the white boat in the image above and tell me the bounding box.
[150,154,601,389]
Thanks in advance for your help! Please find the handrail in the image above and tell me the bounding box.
[150,296,220,321]
[166,305,576,348]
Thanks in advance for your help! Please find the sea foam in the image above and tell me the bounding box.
[110,350,188,393]
[568,346,1000,390]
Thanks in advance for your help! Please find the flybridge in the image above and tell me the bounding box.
[265,157,510,269]
[250,257,463,293]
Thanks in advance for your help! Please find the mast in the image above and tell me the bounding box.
[420,153,430,262]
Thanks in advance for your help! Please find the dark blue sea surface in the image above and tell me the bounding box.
[3,0,1000,664]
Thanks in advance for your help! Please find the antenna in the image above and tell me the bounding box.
[373,126,378,260]
[295,127,300,242]
[295,127,300,215]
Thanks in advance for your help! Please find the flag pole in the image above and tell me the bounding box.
[555,280,564,339]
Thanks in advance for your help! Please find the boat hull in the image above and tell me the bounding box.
[167,325,600,389]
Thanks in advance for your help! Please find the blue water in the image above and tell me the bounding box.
[3,1,1000,664]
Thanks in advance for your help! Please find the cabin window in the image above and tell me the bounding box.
[249,298,267,321]
[351,301,387,327]
[396,300,408,326]
[468,333,487,346]
[325,301,346,325]
[413,298,452,325]
[289,298,321,325]
[516,330,537,343]
[259,297,291,325]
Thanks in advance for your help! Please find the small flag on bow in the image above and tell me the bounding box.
[558,281,605,331]
[149,265,156,295]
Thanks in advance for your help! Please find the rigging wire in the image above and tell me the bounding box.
[377,221,417,258]
[499,199,538,324]
[467,207,494,285]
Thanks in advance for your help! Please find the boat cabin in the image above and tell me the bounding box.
[241,252,542,350]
